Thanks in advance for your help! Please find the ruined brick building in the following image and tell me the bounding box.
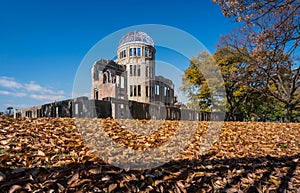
[91,31,175,106]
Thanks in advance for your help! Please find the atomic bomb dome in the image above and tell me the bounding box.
[118,31,154,47]
[90,31,174,105]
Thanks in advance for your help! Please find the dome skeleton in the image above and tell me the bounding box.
[118,31,154,47]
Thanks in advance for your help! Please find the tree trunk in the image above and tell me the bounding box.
[226,108,235,121]
[284,104,292,122]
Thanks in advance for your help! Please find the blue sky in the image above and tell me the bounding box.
[0,0,240,112]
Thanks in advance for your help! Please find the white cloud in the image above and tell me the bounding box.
[0,77,68,105]
[24,81,50,93]
[0,90,11,95]
[24,81,64,95]
[0,76,23,89]
[0,90,27,97]
[3,104,32,109]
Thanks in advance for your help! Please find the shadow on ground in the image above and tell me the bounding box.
[0,153,299,193]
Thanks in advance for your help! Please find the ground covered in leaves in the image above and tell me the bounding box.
[0,117,299,193]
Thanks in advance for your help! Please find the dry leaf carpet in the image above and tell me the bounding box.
[0,117,299,193]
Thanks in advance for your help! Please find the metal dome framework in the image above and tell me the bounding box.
[118,31,154,47]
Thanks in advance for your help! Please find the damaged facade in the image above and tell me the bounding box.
[91,31,175,106]
[14,31,220,121]
[14,96,214,121]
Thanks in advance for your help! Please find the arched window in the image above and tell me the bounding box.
[107,70,111,83]
[120,50,126,58]
[133,48,136,56]
[103,73,107,84]
[137,65,141,76]
[146,66,149,77]
[130,48,138,56]
[145,47,149,57]
[149,50,152,58]
[137,48,141,56]
[130,48,133,56]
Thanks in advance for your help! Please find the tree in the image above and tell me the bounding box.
[240,91,285,121]
[213,0,300,57]
[293,102,300,122]
[213,0,300,122]
[0,112,3,116]
[6,107,13,117]
[263,55,300,122]
[218,30,300,122]
[182,44,295,121]
[180,51,225,112]
[213,46,251,120]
